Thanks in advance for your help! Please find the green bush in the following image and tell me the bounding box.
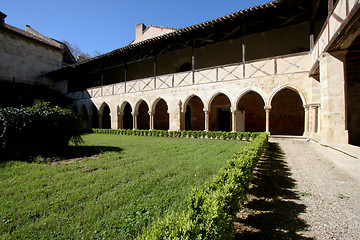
[139,132,268,239]
[91,129,264,143]
[0,102,81,159]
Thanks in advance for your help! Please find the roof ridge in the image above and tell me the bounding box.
[4,24,62,49]
[66,0,282,67]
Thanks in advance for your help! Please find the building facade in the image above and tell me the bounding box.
[0,11,75,107]
[47,0,360,146]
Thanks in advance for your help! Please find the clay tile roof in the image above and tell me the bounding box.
[4,24,62,49]
[67,0,282,67]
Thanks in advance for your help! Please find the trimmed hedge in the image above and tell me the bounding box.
[138,132,268,239]
[92,128,267,238]
[0,102,81,159]
[92,128,258,141]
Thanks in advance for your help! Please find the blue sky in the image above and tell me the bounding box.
[2,0,270,56]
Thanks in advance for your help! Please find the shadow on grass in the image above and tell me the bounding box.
[0,145,123,165]
[55,145,123,159]
[234,142,312,240]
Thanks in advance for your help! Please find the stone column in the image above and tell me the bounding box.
[264,106,271,134]
[132,111,138,130]
[181,111,186,131]
[204,108,210,131]
[110,111,118,129]
[311,104,320,133]
[303,104,310,136]
[148,111,154,130]
[118,112,124,129]
[319,51,348,144]
[87,114,93,129]
[98,114,103,129]
[231,107,237,132]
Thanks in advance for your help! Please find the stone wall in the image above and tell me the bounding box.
[0,29,63,87]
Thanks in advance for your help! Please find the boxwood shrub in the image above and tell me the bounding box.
[0,102,81,159]
[92,128,261,142]
[138,132,268,239]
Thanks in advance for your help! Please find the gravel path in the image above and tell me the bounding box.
[235,138,360,239]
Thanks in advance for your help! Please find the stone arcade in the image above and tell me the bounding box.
[45,0,360,146]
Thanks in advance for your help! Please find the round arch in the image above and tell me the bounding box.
[99,102,111,129]
[79,105,89,129]
[235,88,267,108]
[206,90,233,110]
[183,94,205,130]
[208,92,232,132]
[182,94,206,112]
[269,85,307,106]
[136,99,150,130]
[269,87,305,135]
[152,98,169,130]
[119,101,133,130]
[71,105,79,115]
[237,90,266,132]
[90,104,99,128]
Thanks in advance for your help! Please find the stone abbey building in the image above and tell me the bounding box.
[0,11,75,107]
[34,0,360,146]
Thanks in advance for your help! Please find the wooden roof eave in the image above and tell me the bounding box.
[46,0,320,79]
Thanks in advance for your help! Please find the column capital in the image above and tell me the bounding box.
[148,110,155,116]
[264,106,272,112]
[231,107,237,113]
[203,108,209,113]
[303,104,311,110]
[309,103,321,109]
[131,111,138,117]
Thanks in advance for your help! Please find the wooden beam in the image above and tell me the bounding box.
[311,0,322,21]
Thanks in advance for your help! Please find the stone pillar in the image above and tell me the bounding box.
[303,104,310,136]
[311,104,320,133]
[148,111,154,130]
[264,106,271,134]
[319,51,348,144]
[167,109,171,131]
[110,111,118,129]
[237,110,245,132]
[181,111,186,131]
[132,111,138,130]
[118,112,124,129]
[98,114,103,129]
[88,114,93,129]
[204,108,210,131]
[231,107,237,132]
[172,101,182,131]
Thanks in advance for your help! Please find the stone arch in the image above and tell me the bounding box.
[120,101,133,130]
[71,105,79,115]
[152,98,169,130]
[136,99,150,130]
[208,92,232,131]
[183,94,205,130]
[99,102,111,129]
[90,104,99,128]
[79,105,89,129]
[234,88,267,108]
[206,90,232,110]
[269,85,306,106]
[269,87,305,135]
[237,90,266,132]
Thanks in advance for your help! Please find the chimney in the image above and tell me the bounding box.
[0,11,7,29]
[136,23,146,40]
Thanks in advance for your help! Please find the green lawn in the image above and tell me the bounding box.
[0,134,246,239]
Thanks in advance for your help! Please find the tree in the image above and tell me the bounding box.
[62,40,93,62]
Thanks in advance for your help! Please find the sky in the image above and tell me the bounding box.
[2,0,270,56]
